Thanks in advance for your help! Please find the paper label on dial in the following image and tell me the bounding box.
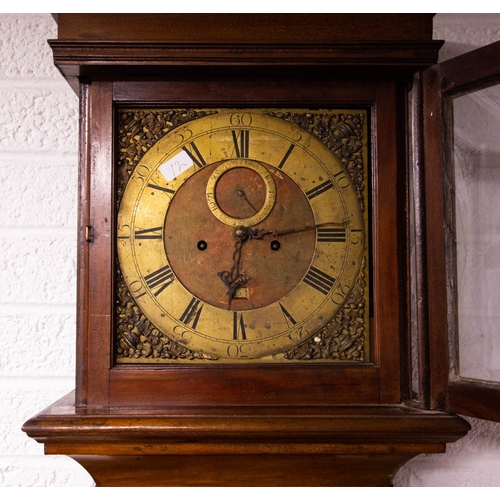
[159,150,193,181]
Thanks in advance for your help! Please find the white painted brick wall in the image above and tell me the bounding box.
[0,13,92,487]
[1,13,499,487]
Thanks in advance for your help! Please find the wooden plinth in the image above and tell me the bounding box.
[23,392,470,487]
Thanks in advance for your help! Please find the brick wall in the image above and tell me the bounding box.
[0,13,92,486]
[1,13,499,487]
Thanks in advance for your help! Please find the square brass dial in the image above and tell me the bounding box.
[115,108,370,364]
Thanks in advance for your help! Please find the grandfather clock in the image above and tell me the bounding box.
[23,14,500,486]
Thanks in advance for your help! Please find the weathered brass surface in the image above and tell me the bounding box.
[116,109,369,362]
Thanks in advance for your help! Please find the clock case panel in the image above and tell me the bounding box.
[78,76,406,408]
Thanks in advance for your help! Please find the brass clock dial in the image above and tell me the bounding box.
[117,110,367,360]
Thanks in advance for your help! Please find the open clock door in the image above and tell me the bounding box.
[422,40,500,422]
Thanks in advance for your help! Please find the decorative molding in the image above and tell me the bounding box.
[50,40,443,67]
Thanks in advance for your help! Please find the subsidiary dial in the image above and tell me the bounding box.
[206,159,277,227]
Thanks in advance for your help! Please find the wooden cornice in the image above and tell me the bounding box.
[49,39,444,94]
[49,40,444,67]
[49,14,443,94]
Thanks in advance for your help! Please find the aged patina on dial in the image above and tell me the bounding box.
[116,110,368,362]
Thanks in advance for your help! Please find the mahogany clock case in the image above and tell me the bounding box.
[26,14,500,487]
[77,73,405,409]
[47,13,443,410]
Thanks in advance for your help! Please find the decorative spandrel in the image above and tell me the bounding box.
[116,109,216,209]
[283,257,367,361]
[114,108,370,363]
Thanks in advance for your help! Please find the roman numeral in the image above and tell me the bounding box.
[303,266,336,296]
[142,265,175,297]
[317,228,346,243]
[306,179,334,200]
[279,303,297,326]
[134,227,163,240]
[233,312,247,340]
[232,130,250,158]
[277,144,295,169]
[182,141,207,169]
[180,297,204,329]
[147,182,175,195]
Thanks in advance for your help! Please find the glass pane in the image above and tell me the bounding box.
[452,83,500,382]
